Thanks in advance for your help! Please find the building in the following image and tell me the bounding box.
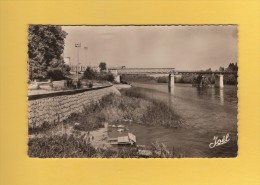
[63,57,71,65]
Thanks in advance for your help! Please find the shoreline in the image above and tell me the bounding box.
[28,86,184,158]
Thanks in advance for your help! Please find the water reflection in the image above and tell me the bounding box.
[219,89,224,105]
[130,83,237,157]
[194,87,226,105]
[211,87,216,101]
[168,86,174,94]
[132,83,237,107]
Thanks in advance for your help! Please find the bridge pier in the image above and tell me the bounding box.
[215,74,224,88]
[114,75,121,83]
[168,74,175,88]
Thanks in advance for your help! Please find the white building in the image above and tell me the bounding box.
[63,57,71,65]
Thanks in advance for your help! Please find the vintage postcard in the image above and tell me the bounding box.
[1,0,260,185]
[27,25,238,158]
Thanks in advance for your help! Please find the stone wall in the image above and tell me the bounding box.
[28,85,120,128]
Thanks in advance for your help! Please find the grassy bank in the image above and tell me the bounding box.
[121,87,185,128]
[28,133,184,158]
[28,87,185,158]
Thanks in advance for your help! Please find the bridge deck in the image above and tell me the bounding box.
[70,66,237,75]
[117,68,175,74]
[116,68,237,75]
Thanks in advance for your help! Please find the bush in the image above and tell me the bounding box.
[83,67,96,80]
[120,74,156,83]
[47,68,67,81]
[96,72,115,82]
[66,79,82,89]
[83,67,115,82]
[77,80,82,89]
[88,81,93,88]
[224,74,238,85]
[157,76,168,83]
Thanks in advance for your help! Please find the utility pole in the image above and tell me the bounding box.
[84,46,88,67]
[75,43,81,81]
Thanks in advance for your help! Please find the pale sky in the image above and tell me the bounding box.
[62,25,237,70]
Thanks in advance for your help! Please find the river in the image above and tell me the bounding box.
[111,83,238,158]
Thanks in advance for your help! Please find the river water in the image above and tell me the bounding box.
[113,83,238,157]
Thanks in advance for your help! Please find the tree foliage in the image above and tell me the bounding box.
[83,67,96,80]
[225,63,238,72]
[83,67,115,82]
[219,67,225,72]
[99,62,107,71]
[28,25,68,80]
[224,63,238,85]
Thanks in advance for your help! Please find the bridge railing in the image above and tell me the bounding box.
[69,66,237,75]
[174,70,237,74]
[117,68,175,74]
[116,68,237,75]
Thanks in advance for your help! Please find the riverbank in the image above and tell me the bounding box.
[28,86,184,158]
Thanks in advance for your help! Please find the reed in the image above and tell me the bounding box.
[28,133,184,158]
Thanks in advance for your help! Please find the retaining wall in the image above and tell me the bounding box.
[28,85,120,128]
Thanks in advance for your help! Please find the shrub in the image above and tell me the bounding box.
[88,81,93,88]
[83,67,115,82]
[77,80,82,89]
[83,67,96,80]
[96,72,115,82]
[157,76,168,83]
[47,68,67,81]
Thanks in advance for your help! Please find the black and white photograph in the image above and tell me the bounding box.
[28,25,238,158]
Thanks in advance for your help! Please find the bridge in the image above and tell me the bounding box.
[108,67,237,88]
[70,65,237,88]
[114,68,236,75]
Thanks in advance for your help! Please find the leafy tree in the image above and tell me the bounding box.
[219,67,225,72]
[46,58,71,80]
[99,62,107,71]
[83,67,96,80]
[225,63,238,72]
[224,62,238,85]
[28,25,68,80]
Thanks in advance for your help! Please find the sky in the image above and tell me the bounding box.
[62,25,237,70]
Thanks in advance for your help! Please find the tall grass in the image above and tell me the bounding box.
[121,87,185,128]
[97,89,185,129]
[28,133,184,158]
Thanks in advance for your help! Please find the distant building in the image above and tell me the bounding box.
[63,57,70,65]
[92,66,101,73]
[108,66,126,75]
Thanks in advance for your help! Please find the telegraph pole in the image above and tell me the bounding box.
[84,46,88,67]
[75,43,81,80]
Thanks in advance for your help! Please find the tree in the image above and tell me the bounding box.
[28,25,68,80]
[225,63,238,72]
[219,67,225,72]
[224,62,238,85]
[99,62,107,71]
[83,67,96,80]
[47,59,71,80]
